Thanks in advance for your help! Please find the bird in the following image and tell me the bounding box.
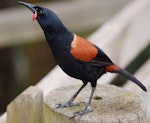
[19,1,147,117]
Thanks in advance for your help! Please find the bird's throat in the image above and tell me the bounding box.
[32,11,37,21]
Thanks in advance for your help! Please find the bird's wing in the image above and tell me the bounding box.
[70,34,113,67]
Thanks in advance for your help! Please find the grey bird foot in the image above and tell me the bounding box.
[72,106,93,118]
[56,101,85,108]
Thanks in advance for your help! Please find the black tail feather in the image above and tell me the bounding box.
[115,68,147,92]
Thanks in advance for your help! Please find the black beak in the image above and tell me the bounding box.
[18,1,36,13]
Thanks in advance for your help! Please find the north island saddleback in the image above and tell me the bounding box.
[19,1,147,117]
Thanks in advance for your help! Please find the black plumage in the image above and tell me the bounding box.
[19,1,147,117]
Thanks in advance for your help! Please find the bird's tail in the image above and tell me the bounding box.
[105,64,147,92]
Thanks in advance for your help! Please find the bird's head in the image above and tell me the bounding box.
[18,1,64,32]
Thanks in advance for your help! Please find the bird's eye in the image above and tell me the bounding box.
[35,7,43,15]
[38,10,43,15]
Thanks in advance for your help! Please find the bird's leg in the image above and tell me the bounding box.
[72,87,95,118]
[56,83,87,108]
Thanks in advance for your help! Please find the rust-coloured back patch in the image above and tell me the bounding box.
[104,65,120,72]
[70,34,98,62]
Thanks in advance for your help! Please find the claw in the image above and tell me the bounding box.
[56,101,86,109]
[71,106,93,118]
[55,103,65,108]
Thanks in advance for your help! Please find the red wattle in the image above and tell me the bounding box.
[32,12,37,21]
